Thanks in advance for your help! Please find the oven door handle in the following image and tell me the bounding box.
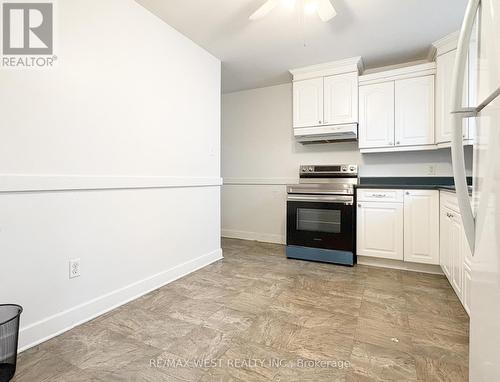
[287,195,354,205]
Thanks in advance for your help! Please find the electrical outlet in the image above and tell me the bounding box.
[426,165,436,176]
[69,258,81,279]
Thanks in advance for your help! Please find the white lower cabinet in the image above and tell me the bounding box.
[439,207,452,278]
[439,190,473,315]
[463,262,472,315]
[403,190,439,264]
[357,189,439,265]
[357,201,404,260]
[450,212,464,297]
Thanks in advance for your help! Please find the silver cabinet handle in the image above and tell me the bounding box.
[406,191,410,195]
[396,141,400,145]
[318,120,322,124]
[372,194,387,198]
[287,195,354,204]
[358,203,362,207]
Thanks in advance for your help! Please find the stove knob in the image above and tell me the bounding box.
[341,166,347,172]
[349,165,356,172]
[308,167,314,172]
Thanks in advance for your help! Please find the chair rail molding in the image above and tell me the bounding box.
[0,175,223,193]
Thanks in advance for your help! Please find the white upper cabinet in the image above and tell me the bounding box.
[436,50,454,143]
[403,190,439,265]
[358,62,437,152]
[433,31,475,145]
[395,75,435,147]
[290,57,362,131]
[435,49,469,143]
[323,72,358,125]
[358,82,395,149]
[293,78,324,128]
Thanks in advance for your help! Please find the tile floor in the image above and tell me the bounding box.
[12,238,469,381]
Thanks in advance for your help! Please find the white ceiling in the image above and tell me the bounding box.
[136,0,467,93]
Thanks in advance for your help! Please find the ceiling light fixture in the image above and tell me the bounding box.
[303,0,318,15]
[249,0,337,22]
[281,0,296,10]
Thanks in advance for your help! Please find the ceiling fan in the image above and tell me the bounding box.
[249,0,337,22]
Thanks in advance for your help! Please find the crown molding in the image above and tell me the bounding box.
[359,62,436,85]
[289,56,364,81]
[431,31,460,59]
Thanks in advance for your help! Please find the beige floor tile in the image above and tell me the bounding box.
[354,317,413,353]
[287,326,355,362]
[359,300,410,329]
[166,325,232,361]
[12,349,95,382]
[413,355,468,382]
[100,306,198,350]
[42,323,159,373]
[13,238,469,382]
[350,340,418,381]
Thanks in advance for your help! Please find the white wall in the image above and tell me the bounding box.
[0,0,221,350]
[222,83,472,243]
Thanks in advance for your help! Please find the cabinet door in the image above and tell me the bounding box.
[435,50,469,143]
[404,190,439,265]
[293,78,324,128]
[462,221,473,314]
[463,262,472,315]
[323,72,358,125]
[439,205,451,278]
[450,212,464,300]
[358,82,395,149]
[395,75,435,146]
[357,201,404,260]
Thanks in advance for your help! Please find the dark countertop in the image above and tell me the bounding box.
[357,177,473,194]
[357,184,444,190]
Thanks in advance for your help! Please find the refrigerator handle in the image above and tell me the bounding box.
[450,0,479,254]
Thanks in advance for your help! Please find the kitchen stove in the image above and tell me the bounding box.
[286,164,358,266]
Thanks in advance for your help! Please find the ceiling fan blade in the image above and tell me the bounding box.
[249,0,279,20]
[317,0,337,22]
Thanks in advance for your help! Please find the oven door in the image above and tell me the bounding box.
[286,194,354,251]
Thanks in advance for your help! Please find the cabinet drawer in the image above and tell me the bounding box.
[440,190,460,213]
[357,189,404,203]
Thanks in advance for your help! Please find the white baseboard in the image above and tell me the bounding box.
[222,229,285,245]
[18,248,223,352]
[358,256,443,275]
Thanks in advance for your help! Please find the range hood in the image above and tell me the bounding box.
[294,124,358,144]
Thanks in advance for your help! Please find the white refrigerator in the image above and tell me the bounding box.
[451,0,500,380]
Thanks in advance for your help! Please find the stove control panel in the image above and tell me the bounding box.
[300,164,358,176]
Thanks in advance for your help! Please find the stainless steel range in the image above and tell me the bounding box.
[286,164,358,266]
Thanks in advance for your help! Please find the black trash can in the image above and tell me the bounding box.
[0,305,22,382]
